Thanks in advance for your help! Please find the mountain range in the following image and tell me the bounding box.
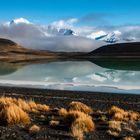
[0,38,140,62]
[1,18,138,44]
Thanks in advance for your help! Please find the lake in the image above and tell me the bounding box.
[0,59,140,94]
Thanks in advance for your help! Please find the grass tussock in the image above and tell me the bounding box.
[109,106,140,122]
[68,101,93,114]
[58,108,68,117]
[108,120,121,132]
[123,136,136,140]
[0,97,50,113]
[65,111,87,123]
[49,120,60,127]
[29,124,40,133]
[64,110,95,139]
[71,116,95,133]
[37,104,50,112]
[71,127,83,140]
[0,103,30,125]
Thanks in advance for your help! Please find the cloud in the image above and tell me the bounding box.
[15,36,104,52]
[51,18,78,29]
[0,17,140,52]
[0,18,104,52]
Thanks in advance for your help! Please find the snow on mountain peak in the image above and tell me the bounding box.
[87,31,107,39]
[10,18,31,25]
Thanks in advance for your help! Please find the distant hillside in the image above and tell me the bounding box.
[89,42,140,58]
[0,38,86,61]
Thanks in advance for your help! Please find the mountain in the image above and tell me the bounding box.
[95,32,120,43]
[0,38,86,61]
[58,29,76,36]
[9,18,31,25]
[88,42,140,58]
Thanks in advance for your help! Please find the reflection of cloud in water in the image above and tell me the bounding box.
[0,60,140,92]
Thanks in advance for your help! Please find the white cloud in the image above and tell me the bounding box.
[0,18,104,52]
[51,18,78,29]
[0,17,140,52]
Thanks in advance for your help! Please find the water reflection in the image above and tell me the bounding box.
[0,59,140,93]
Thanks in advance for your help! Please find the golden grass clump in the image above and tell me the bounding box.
[65,111,87,123]
[49,120,60,127]
[113,112,129,121]
[110,106,128,118]
[71,126,84,140]
[128,111,140,121]
[71,113,95,140]
[108,120,121,132]
[58,108,68,117]
[37,104,50,112]
[68,101,93,114]
[0,104,30,125]
[123,136,136,140]
[29,124,40,133]
[71,116,95,133]
[109,106,128,121]
[0,97,17,105]
[0,97,50,113]
[109,106,140,122]
[16,98,31,112]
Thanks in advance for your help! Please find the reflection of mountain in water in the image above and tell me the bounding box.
[89,59,140,71]
[0,62,23,75]
[0,60,140,92]
[0,60,54,76]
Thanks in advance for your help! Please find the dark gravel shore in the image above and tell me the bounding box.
[0,86,140,140]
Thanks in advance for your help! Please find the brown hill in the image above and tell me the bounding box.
[0,38,86,61]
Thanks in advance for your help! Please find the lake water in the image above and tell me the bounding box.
[0,59,140,94]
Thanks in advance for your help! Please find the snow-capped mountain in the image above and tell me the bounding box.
[95,32,120,43]
[8,18,76,37]
[58,29,76,36]
[9,18,31,25]
[0,18,139,46]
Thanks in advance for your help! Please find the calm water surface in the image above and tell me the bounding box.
[0,59,140,94]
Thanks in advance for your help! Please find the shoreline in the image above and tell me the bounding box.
[0,86,140,111]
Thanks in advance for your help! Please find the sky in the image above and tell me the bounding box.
[0,0,140,26]
[0,0,140,52]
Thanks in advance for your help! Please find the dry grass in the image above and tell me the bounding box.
[68,101,93,114]
[58,108,68,117]
[71,126,84,140]
[0,97,50,113]
[0,97,17,105]
[109,106,140,122]
[123,136,136,140]
[65,111,87,123]
[49,120,60,127]
[71,116,95,133]
[16,98,31,111]
[0,103,30,125]
[108,120,121,132]
[37,104,50,112]
[110,106,128,121]
[29,124,40,133]
[128,111,139,121]
[67,111,95,139]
